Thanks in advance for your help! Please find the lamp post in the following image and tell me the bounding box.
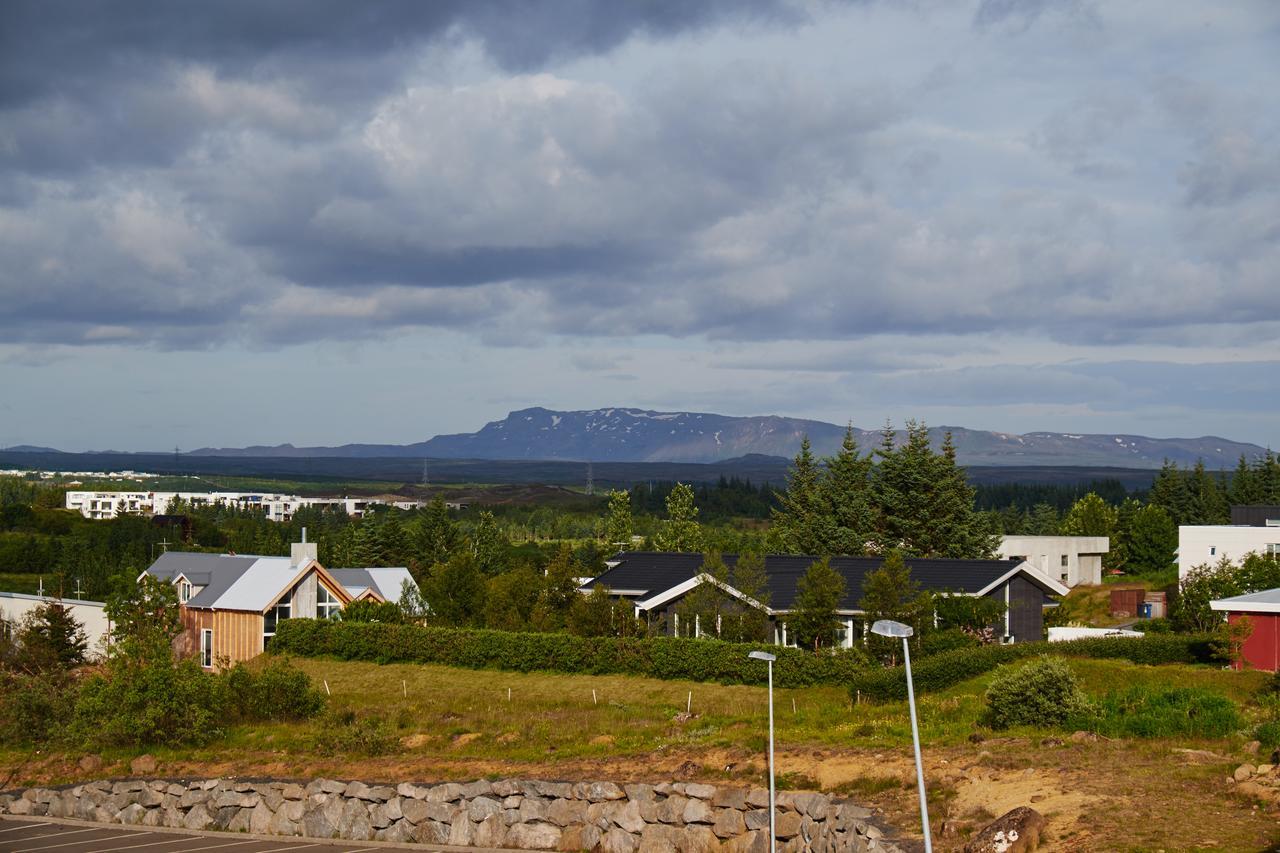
[748,650,776,852]
[870,619,931,853]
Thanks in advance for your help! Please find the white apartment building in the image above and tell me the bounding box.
[997,535,1109,587]
[66,490,425,521]
[1178,525,1280,579]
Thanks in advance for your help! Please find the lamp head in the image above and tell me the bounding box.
[748,650,777,662]
[870,619,913,638]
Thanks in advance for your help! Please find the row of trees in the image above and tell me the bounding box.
[770,423,998,558]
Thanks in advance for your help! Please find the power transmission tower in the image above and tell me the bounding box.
[586,462,594,496]
[422,460,429,486]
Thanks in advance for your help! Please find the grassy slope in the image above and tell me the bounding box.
[2,657,1275,851]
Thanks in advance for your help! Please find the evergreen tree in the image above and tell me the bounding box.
[859,549,931,662]
[10,601,89,673]
[1027,503,1061,535]
[788,558,847,651]
[375,510,410,566]
[771,437,830,555]
[604,490,634,550]
[348,520,381,568]
[1148,460,1194,526]
[412,499,459,577]
[530,544,582,631]
[1189,460,1230,525]
[1124,504,1177,575]
[1108,497,1143,572]
[1060,492,1117,537]
[1260,452,1280,503]
[654,483,703,552]
[677,551,731,638]
[820,426,876,556]
[1229,455,1264,506]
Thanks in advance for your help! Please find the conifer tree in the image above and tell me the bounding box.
[469,510,508,575]
[1124,504,1177,575]
[770,437,828,554]
[413,498,459,574]
[859,549,931,662]
[1148,460,1194,525]
[1229,455,1264,506]
[1189,460,1230,525]
[727,551,771,642]
[820,426,875,556]
[789,557,847,651]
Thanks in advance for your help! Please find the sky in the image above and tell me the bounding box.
[1,0,1278,452]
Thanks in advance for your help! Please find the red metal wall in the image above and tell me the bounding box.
[1230,612,1280,672]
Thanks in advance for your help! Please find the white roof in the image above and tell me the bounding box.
[1210,588,1280,614]
[214,557,311,611]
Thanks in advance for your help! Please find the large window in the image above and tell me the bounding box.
[317,586,340,620]
[201,629,213,668]
[179,580,192,603]
[264,598,291,648]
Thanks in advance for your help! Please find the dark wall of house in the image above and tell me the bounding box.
[983,577,1044,642]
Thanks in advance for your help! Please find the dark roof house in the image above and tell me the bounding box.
[583,552,1068,644]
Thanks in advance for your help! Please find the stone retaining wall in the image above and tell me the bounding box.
[0,776,903,852]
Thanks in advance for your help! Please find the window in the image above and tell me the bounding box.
[1267,543,1280,557]
[201,629,213,668]
[317,585,340,620]
[179,580,192,603]
[1061,555,1069,567]
[264,598,291,647]
[1210,546,1217,556]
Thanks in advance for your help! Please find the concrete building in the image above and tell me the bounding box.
[0,592,112,659]
[1178,526,1280,579]
[997,536,1109,587]
[66,490,425,521]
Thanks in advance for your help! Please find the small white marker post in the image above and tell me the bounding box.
[792,697,797,716]
[687,691,692,715]
[402,680,407,698]
[323,679,331,696]
[592,689,597,705]
[508,687,512,702]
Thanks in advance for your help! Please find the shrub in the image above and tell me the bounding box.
[850,633,1221,701]
[69,657,228,748]
[222,657,326,722]
[917,628,980,658]
[984,656,1090,729]
[338,599,404,624]
[1078,687,1242,739]
[311,708,396,756]
[269,619,870,687]
[1255,720,1280,749]
[0,669,79,745]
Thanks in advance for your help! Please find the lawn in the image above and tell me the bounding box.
[3,656,1277,851]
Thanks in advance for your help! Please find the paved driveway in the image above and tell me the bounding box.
[0,817,511,853]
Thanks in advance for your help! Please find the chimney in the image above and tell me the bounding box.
[291,527,318,567]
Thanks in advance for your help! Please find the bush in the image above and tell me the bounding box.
[69,657,229,748]
[1255,720,1280,749]
[269,619,870,687]
[917,628,980,658]
[984,656,1089,729]
[223,657,326,722]
[0,669,79,745]
[338,599,404,624]
[850,633,1221,701]
[1078,687,1242,739]
[311,708,397,756]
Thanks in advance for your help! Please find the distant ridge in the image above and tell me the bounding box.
[185,406,1269,469]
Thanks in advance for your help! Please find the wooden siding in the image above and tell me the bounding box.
[178,606,264,670]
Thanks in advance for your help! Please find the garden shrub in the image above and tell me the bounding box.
[223,657,326,722]
[984,656,1090,729]
[1255,720,1280,749]
[269,619,870,687]
[917,628,980,658]
[311,708,396,756]
[69,657,229,748]
[1077,686,1242,739]
[0,669,79,745]
[850,633,1221,701]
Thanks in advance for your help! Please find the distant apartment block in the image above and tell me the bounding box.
[996,535,1109,587]
[66,490,426,521]
[1179,526,1280,579]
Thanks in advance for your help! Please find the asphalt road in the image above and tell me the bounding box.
[0,817,512,853]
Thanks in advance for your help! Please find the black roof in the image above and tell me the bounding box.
[585,551,1044,612]
[1231,505,1280,527]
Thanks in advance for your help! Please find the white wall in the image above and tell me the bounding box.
[0,592,112,659]
[997,536,1109,587]
[1179,526,1280,579]
[66,490,425,521]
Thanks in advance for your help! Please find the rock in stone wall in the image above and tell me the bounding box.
[0,777,904,852]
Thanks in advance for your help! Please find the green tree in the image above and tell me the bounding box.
[469,510,508,575]
[1027,503,1060,536]
[726,551,772,643]
[1124,504,1177,575]
[1189,460,1230,525]
[105,574,183,665]
[1229,454,1264,506]
[654,483,703,553]
[1171,554,1280,633]
[789,558,847,651]
[859,549,930,661]
[1148,460,1194,526]
[604,490,634,550]
[1060,492,1117,538]
[530,544,582,631]
[676,551,731,638]
[771,437,831,555]
[420,552,487,627]
[9,601,89,673]
[820,426,876,556]
[412,499,459,578]
[484,564,542,631]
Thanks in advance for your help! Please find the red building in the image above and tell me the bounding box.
[1210,590,1280,671]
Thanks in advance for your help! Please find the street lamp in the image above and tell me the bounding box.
[870,619,932,853]
[748,650,777,852]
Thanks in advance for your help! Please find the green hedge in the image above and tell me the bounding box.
[849,634,1222,701]
[269,619,869,687]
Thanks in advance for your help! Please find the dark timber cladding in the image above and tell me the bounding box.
[586,551,1068,642]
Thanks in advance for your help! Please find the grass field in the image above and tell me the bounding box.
[2,656,1277,851]
[0,572,62,596]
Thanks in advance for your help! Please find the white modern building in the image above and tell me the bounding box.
[0,592,112,659]
[66,490,425,521]
[1178,525,1280,579]
[997,535,1109,587]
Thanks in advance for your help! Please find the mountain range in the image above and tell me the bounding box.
[179,407,1269,468]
